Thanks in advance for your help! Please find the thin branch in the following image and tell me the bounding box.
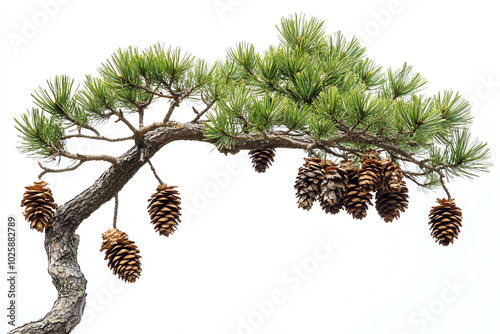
[60,134,134,142]
[163,100,180,123]
[138,108,144,129]
[191,99,216,123]
[136,84,176,99]
[401,170,428,177]
[113,109,139,137]
[82,124,100,136]
[147,159,164,184]
[58,149,120,165]
[439,176,452,200]
[403,173,437,188]
[319,145,349,159]
[38,161,85,179]
[113,194,118,229]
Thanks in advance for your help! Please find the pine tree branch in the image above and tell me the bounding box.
[12,119,462,334]
[38,161,85,179]
[163,100,180,123]
[138,85,176,99]
[139,107,145,129]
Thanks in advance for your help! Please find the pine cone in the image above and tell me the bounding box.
[100,228,142,283]
[340,160,373,220]
[360,149,381,163]
[428,198,463,246]
[249,148,276,173]
[382,158,403,193]
[375,181,409,222]
[20,180,56,232]
[147,184,181,237]
[319,165,348,214]
[294,157,326,211]
[358,150,384,193]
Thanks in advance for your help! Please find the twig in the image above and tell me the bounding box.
[58,150,120,165]
[38,161,85,179]
[113,109,139,137]
[135,84,176,99]
[439,176,452,200]
[163,100,180,123]
[147,159,164,184]
[319,145,348,159]
[60,134,134,142]
[191,99,216,123]
[113,194,118,229]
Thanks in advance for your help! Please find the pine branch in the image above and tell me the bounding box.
[163,100,180,123]
[57,149,119,165]
[60,133,134,142]
[112,109,139,137]
[13,14,492,334]
[38,161,85,179]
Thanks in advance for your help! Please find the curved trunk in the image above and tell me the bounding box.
[8,232,86,334]
[9,126,170,333]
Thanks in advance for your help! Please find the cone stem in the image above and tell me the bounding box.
[113,194,118,228]
[147,159,164,185]
[439,176,452,200]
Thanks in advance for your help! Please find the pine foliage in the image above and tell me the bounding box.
[14,14,491,248]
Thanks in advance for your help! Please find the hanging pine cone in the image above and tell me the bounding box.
[375,181,409,222]
[358,150,384,193]
[100,228,142,283]
[428,198,463,246]
[20,180,56,232]
[382,158,403,193]
[340,160,373,220]
[319,165,348,215]
[294,157,326,211]
[249,148,276,173]
[147,184,181,237]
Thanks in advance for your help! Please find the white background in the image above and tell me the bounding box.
[1,0,499,333]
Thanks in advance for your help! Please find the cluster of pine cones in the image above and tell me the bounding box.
[294,149,409,222]
[247,148,463,246]
[18,150,464,284]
